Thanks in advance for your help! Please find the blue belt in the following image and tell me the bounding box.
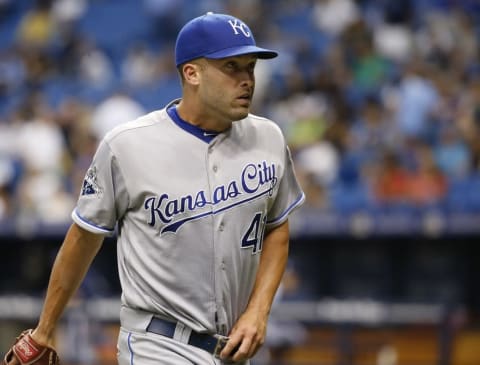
[146,317,228,357]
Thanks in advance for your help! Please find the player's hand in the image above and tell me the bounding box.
[219,309,268,362]
[2,329,58,365]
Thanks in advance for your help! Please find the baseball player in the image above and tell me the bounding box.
[2,12,305,365]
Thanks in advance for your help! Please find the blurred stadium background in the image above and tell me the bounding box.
[1,0,480,364]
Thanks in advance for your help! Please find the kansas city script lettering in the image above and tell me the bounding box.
[144,161,277,227]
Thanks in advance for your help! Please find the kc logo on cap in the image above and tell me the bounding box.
[175,12,278,67]
[227,19,251,37]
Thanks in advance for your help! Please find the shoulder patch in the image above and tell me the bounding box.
[81,166,103,196]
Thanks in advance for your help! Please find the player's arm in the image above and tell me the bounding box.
[31,222,104,347]
[220,219,290,362]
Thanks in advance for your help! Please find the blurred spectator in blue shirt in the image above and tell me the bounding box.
[389,60,439,139]
[434,126,471,179]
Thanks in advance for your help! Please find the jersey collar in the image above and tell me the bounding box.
[166,102,219,144]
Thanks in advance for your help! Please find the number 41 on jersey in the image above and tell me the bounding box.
[241,212,267,254]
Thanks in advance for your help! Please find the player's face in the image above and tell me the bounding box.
[198,55,257,124]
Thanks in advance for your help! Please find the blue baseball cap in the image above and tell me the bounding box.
[175,12,278,67]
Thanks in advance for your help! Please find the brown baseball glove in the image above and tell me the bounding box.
[2,330,60,365]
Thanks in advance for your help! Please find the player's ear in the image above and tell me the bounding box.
[182,62,202,86]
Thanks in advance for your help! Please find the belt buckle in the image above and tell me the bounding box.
[213,334,229,358]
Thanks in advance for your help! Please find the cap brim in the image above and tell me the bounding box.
[205,45,278,60]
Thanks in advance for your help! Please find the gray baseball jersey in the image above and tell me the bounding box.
[72,99,305,336]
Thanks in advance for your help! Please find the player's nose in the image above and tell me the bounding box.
[239,74,254,89]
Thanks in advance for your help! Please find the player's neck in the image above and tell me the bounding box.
[176,99,231,133]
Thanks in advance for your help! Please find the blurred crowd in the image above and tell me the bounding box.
[1,0,480,229]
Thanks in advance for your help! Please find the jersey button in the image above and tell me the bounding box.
[213,165,218,172]
[219,223,224,231]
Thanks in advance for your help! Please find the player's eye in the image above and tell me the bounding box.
[225,61,237,70]
[222,60,256,75]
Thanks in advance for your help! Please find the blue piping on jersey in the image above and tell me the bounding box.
[127,332,134,365]
[161,187,273,233]
[167,104,219,143]
[266,192,305,225]
[72,209,114,234]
